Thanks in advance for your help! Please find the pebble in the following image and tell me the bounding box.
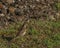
[0,3,3,9]
[14,8,21,16]
[0,13,5,17]
[7,0,15,4]
[9,6,15,14]
[1,0,7,3]
[36,0,40,2]
[0,0,58,27]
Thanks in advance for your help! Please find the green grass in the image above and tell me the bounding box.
[0,22,22,37]
[55,2,60,10]
[0,19,60,48]
[28,26,38,35]
[43,33,60,48]
[28,19,60,48]
[57,3,60,10]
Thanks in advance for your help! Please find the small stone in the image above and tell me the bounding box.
[30,5,35,9]
[56,13,60,19]
[36,0,40,2]
[49,15,56,21]
[15,8,21,16]
[9,6,15,14]
[8,18,15,22]
[1,0,7,3]
[3,5,8,9]
[0,13,5,17]
[7,0,15,4]
[0,3,3,9]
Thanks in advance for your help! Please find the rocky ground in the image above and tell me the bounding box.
[0,0,60,48]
